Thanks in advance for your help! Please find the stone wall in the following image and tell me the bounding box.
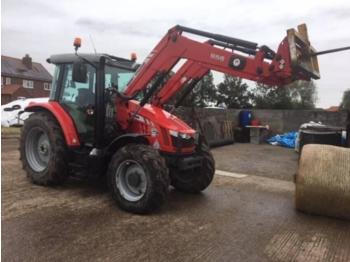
[173,107,348,145]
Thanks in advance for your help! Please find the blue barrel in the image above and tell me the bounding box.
[239,110,252,127]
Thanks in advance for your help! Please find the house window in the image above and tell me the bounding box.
[44,82,51,90]
[5,77,11,85]
[23,79,34,88]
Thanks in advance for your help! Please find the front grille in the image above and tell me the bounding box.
[171,135,195,148]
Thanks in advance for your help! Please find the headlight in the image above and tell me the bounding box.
[169,130,194,148]
[169,130,179,137]
[179,133,191,139]
[169,130,192,139]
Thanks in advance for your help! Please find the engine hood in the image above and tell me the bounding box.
[128,101,195,134]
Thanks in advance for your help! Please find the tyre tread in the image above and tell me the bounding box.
[20,111,69,185]
[107,144,169,214]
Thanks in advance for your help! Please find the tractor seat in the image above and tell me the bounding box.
[76,88,94,107]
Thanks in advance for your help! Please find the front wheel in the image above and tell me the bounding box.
[107,144,170,214]
[170,143,215,193]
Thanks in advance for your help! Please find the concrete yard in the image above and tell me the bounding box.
[2,138,350,262]
[211,143,299,181]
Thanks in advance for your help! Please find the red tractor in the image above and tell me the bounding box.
[20,24,319,213]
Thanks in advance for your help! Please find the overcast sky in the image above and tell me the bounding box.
[2,0,350,108]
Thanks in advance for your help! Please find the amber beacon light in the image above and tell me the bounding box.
[74,37,82,52]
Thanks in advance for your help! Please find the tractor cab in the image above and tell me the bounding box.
[47,53,138,145]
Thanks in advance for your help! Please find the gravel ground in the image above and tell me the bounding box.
[2,138,349,262]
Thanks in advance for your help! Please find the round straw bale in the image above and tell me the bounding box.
[295,144,350,220]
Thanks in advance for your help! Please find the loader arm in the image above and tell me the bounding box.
[123,24,319,104]
[151,60,209,106]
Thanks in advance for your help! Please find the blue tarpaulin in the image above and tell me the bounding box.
[267,131,298,148]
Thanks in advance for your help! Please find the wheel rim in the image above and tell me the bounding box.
[25,127,51,172]
[116,160,147,202]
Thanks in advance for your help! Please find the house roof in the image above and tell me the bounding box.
[326,106,339,112]
[1,55,52,82]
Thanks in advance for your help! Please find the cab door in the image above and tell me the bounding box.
[59,63,96,144]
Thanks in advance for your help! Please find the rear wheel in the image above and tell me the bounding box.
[170,143,215,193]
[107,144,170,214]
[20,112,69,185]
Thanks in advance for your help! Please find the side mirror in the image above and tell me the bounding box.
[72,61,87,83]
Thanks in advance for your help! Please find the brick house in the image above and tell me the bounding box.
[1,54,52,105]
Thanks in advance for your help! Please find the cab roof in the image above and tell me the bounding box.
[47,53,137,70]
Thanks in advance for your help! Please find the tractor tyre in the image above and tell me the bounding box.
[20,111,69,185]
[170,143,215,193]
[107,144,170,214]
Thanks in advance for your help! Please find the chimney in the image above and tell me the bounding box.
[22,54,32,69]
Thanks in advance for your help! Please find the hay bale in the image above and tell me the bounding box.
[295,144,350,220]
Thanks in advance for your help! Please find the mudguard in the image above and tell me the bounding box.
[25,101,81,147]
[106,133,149,155]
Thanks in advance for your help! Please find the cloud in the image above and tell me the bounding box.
[316,6,350,20]
[1,0,66,18]
[75,18,169,37]
[2,0,350,108]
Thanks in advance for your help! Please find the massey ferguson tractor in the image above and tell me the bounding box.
[20,24,320,213]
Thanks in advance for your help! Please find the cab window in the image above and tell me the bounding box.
[49,65,61,100]
[59,63,96,144]
[105,65,134,92]
[61,64,96,107]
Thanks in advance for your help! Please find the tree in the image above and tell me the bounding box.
[216,75,254,108]
[288,80,318,109]
[174,72,217,107]
[340,89,350,110]
[192,71,217,107]
[252,80,317,109]
[252,84,292,109]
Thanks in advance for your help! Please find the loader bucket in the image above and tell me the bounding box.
[287,24,320,80]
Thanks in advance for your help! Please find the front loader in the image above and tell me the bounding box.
[20,24,320,213]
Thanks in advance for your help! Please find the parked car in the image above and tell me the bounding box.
[1,97,49,127]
